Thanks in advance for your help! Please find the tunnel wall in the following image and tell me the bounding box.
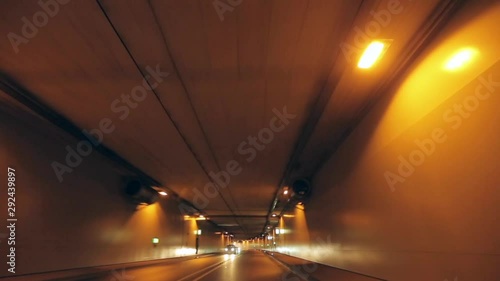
[276,3,500,281]
[184,218,226,255]
[0,105,217,276]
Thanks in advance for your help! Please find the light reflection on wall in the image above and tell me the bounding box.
[221,233,226,250]
[293,205,311,244]
[275,3,500,280]
[120,202,173,260]
[372,3,500,153]
[273,206,310,255]
[175,247,197,256]
[276,205,384,267]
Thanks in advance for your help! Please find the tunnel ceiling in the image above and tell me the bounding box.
[0,0,455,238]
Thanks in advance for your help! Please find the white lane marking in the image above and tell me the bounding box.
[192,256,236,281]
[176,259,228,281]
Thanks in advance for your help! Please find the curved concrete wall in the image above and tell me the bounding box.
[0,105,222,276]
[275,2,500,280]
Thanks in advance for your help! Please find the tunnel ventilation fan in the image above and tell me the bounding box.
[291,178,311,199]
[125,180,159,205]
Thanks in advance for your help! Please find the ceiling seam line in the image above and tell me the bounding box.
[145,0,245,233]
[275,9,357,181]
[139,0,243,229]
[261,0,370,236]
[309,0,466,179]
[96,0,238,228]
[257,0,279,237]
[0,73,231,232]
[260,0,314,235]
[232,2,249,236]
[194,0,244,220]
[275,0,363,185]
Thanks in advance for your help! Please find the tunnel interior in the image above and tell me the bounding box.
[0,0,499,280]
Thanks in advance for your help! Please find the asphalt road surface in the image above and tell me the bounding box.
[84,250,301,281]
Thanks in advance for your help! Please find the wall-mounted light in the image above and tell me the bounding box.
[158,191,168,196]
[194,230,202,235]
[152,237,159,247]
[357,40,391,69]
[184,215,208,221]
[296,202,305,210]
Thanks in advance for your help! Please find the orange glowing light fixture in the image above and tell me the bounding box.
[444,48,478,71]
[357,41,389,69]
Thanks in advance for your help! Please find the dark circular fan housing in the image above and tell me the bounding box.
[125,180,159,205]
[291,178,311,198]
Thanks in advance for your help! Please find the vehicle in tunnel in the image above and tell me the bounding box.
[224,244,240,254]
[0,0,499,280]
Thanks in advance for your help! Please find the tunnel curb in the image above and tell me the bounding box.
[3,253,219,281]
[262,250,319,281]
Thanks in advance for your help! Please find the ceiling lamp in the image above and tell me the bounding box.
[358,40,390,69]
